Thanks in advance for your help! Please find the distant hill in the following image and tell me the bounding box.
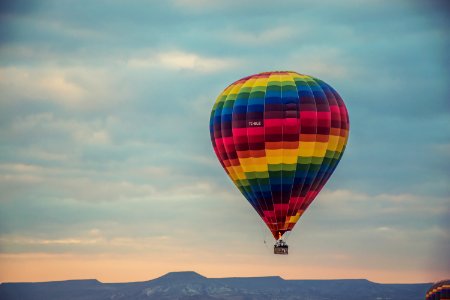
[0,271,432,300]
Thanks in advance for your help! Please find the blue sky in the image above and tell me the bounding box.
[0,0,449,283]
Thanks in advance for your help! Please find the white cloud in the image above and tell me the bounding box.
[18,148,69,163]
[0,236,99,245]
[0,67,84,104]
[0,233,171,249]
[376,226,391,232]
[74,129,111,144]
[288,47,355,79]
[320,189,390,203]
[317,188,448,215]
[9,112,112,145]
[0,159,232,203]
[128,50,236,72]
[0,66,124,109]
[40,73,85,99]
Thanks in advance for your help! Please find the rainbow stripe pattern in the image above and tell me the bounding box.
[426,280,450,300]
[209,71,349,239]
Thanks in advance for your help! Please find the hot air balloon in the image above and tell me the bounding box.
[209,71,349,254]
[426,280,450,300]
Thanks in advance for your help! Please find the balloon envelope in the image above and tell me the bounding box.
[209,71,349,239]
[426,280,450,300]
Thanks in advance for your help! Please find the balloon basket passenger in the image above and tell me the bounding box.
[274,239,288,255]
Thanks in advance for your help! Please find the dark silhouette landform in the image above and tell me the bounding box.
[0,271,432,300]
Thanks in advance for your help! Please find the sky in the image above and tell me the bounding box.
[0,0,449,284]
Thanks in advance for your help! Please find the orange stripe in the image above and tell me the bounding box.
[266,141,283,149]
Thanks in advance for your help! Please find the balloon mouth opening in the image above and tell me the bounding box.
[273,230,289,240]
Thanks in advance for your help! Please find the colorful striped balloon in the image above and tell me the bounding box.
[426,280,450,300]
[209,71,349,240]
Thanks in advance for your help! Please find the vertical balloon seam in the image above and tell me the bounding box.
[232,76,272,225]
[321,86,350,188]
[244,75,277,232]
[210,93,228,172]
[299,78,334,211]
[263,73,279,236]
[318,81,346,193]
[211,88,233,178]
[279,73,285,233]
[255,73,279,235]
[326,86,349,179]
[280,72,298,232]
[310,78,338,210]
[236,77,263,208]
[283,72,303,232]
[285,71,307,231]
[214,84,254,207]
[263,73,281,236]
[282,72,307,231]
[293,75,330,223]
[215,86,238,186]
[279,72,288,232]
[317,80,343,198]
[331,86,350,151]
[214,86,243,192]
[307,83,349,210]
[303,79,341,211]
[273,72,286,235]
[280,72,300,233]
[225,81,265,219]
[287,73,321,230]
[224,81,250,197]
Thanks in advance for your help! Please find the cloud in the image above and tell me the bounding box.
[0,67,84,104]
[0,236,100,246]
[309,190,450,231]
[128,50,236,72]
[0,158,230,204]
[7,112,113,146]
[0,66,125,110]
[288,47,354,79]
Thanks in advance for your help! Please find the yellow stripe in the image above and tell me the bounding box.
[280,74,296,82]
[234,165,247,180]
[266,149,283,164]
[240,157,268,169]
[282,149,299,164]
[220,84,235,97]
[254,163,269,172]
[327,135,340,151]
[242,77,256,88]
[254,77,269,86]
[298,142,330,157]
[288,211,303,223]
[336,135,347,152]
[313,141,328,156]
[288,72,310,80]
[298,142,315,156]
[225,166,238,181]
